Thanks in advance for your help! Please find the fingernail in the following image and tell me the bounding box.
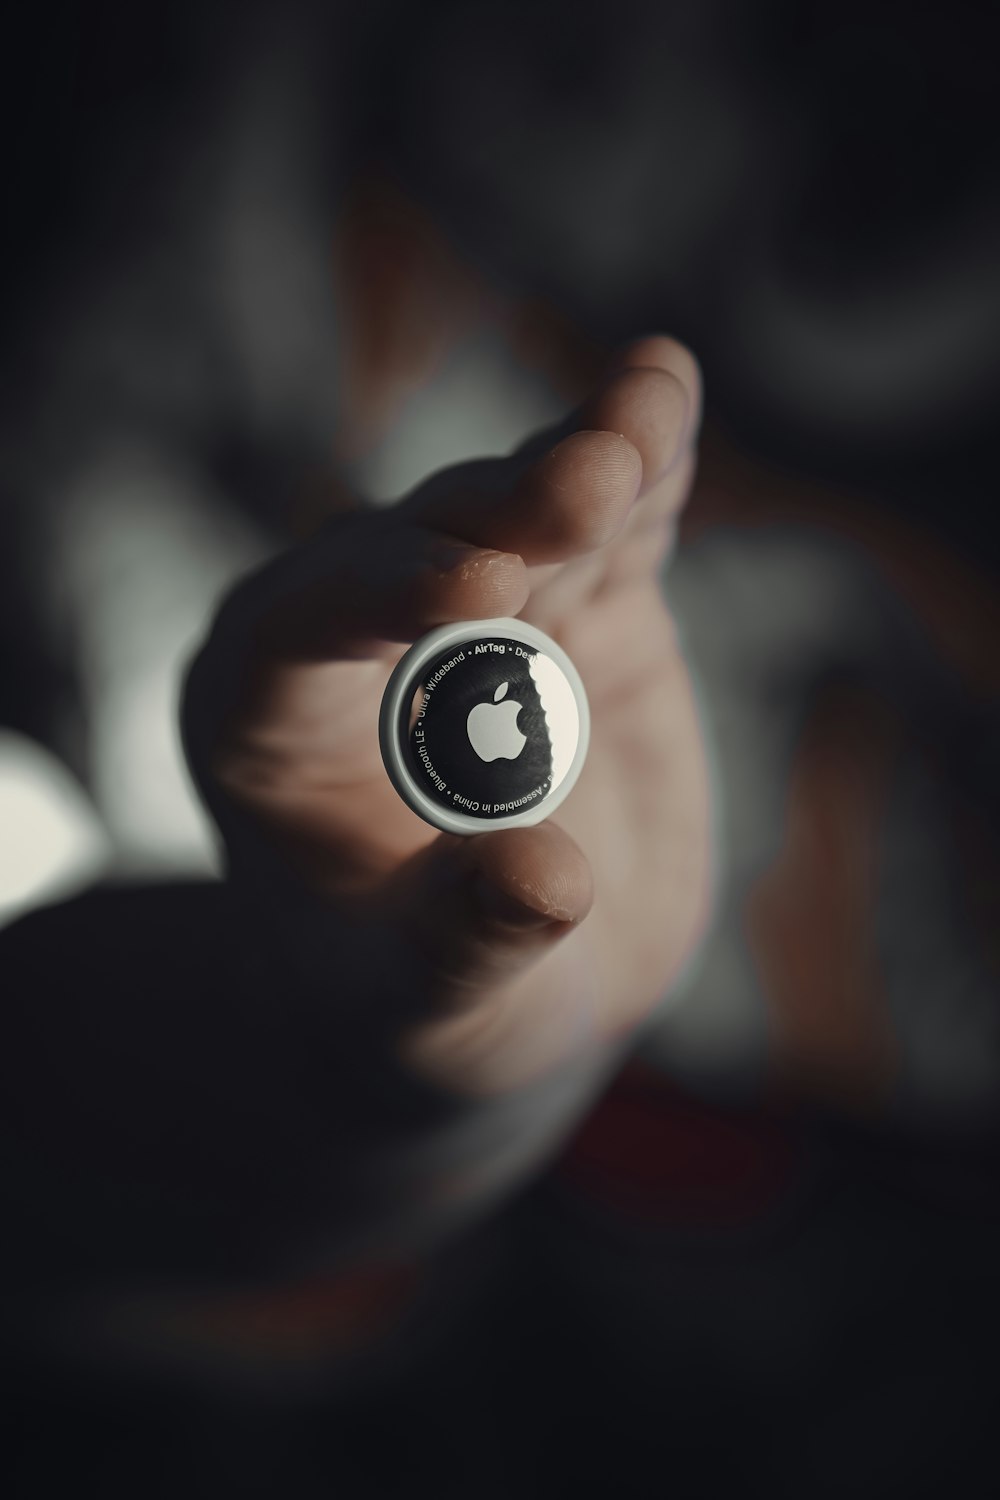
[427,539,510,577]
[359,529,482,584]
[472,872,554,929]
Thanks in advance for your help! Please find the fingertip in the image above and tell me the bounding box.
[512,429,642,560]
[414,538,530,625]
[610,333,703,414]
[583,367,690,489]
[545,429,643,500]
[468,821,594,928]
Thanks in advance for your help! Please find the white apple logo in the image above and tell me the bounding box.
[466,681,527,762]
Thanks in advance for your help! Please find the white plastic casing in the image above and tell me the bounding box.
[379,617,590,835]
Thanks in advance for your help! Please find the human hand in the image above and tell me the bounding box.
[182,335,712,1228]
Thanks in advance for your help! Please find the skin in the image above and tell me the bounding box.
[182,334,713,1243]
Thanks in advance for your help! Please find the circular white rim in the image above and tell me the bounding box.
[379,617,591,834]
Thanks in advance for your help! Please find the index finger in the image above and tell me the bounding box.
[401,337,700,564]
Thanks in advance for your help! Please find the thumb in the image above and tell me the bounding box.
[382,821,593,1006]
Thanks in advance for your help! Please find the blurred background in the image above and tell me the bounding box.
[1,1,999,1495]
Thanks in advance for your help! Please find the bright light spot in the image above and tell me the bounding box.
[0,732,110,927]
[530,652,579,792]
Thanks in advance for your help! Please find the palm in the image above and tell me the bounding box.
[545,582,709,1031]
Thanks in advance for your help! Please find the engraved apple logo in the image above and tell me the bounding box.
[466,681,527,762]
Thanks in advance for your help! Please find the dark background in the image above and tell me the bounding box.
[1,2,999,1495]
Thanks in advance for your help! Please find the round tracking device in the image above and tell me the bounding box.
[379,617,590,835]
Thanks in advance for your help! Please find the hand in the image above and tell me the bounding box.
[182,335,712,1227]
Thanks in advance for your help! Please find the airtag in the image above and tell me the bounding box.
[379,618,590,834]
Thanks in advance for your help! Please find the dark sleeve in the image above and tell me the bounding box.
[0,882,363,1284]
